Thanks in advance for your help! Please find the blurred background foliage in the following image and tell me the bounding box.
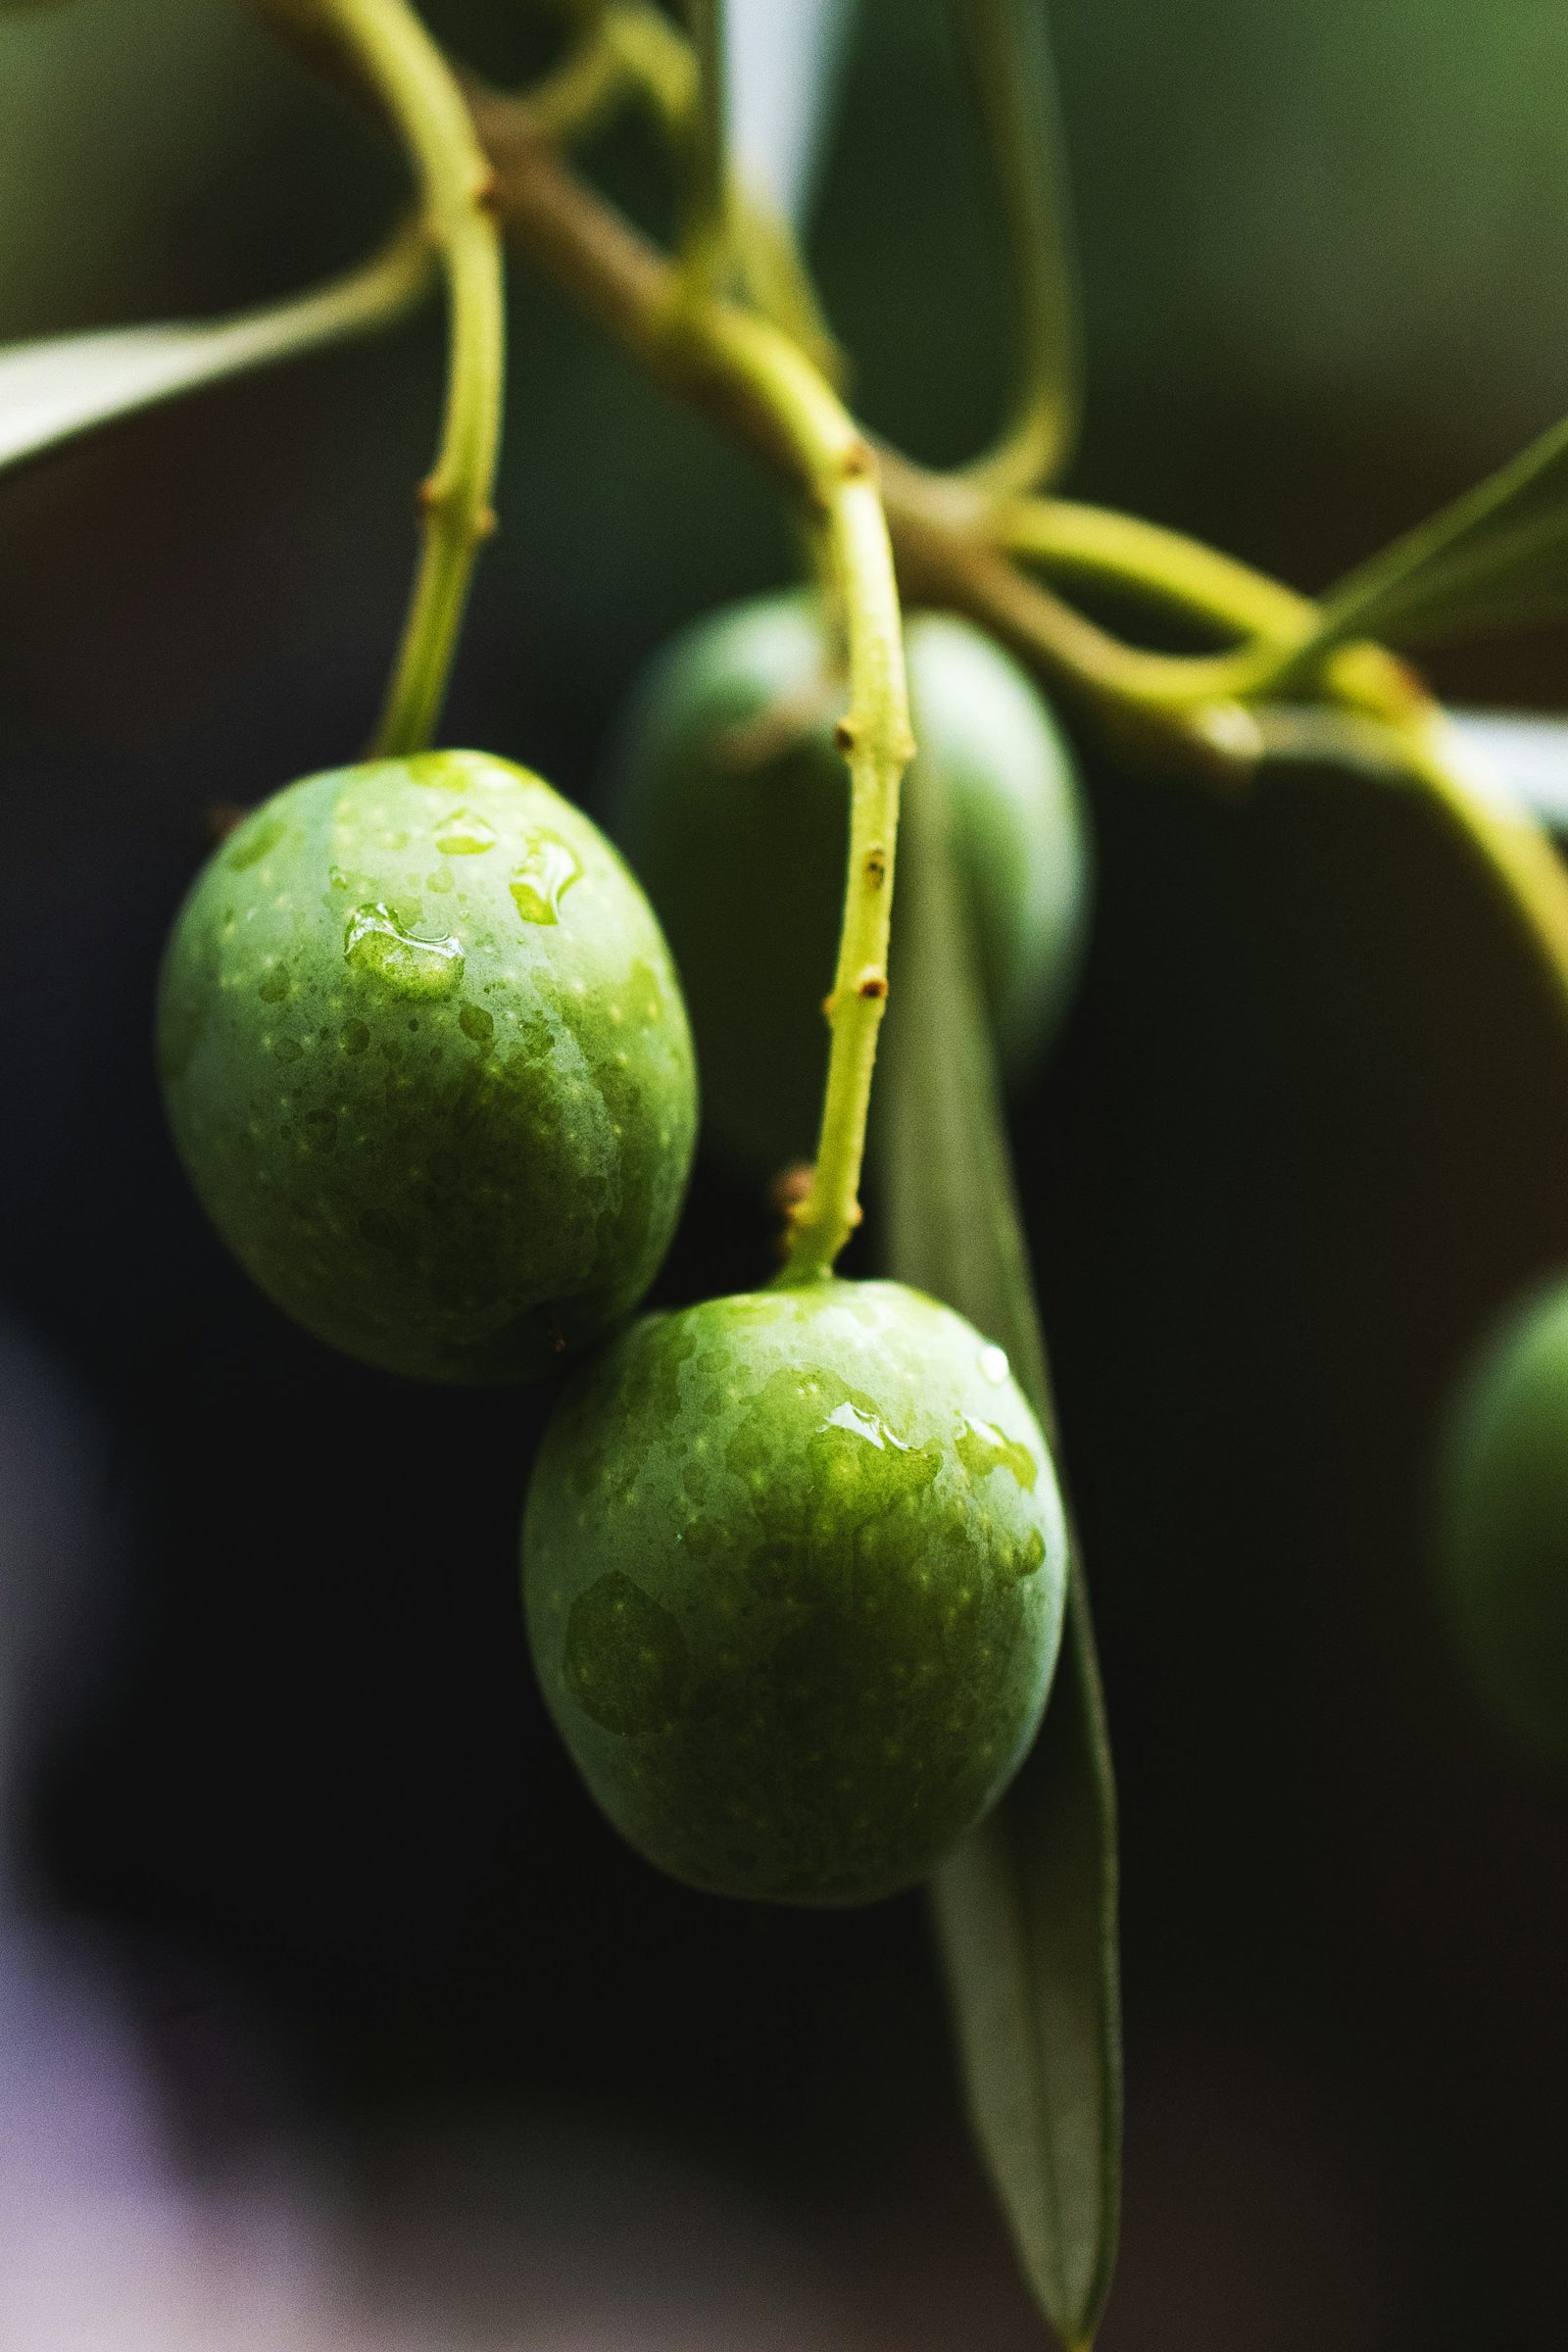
[2,3,1567,2346]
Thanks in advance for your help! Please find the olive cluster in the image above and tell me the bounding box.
[159,596,1092,1901]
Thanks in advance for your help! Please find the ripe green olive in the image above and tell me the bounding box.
[611,592,1093,1176]
[158,750,698,1384]
[1437,1276,1568,1766]
[522,1277,1068,1905]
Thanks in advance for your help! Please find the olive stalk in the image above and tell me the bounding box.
[678,0,730,290]
[251,30,1568,1077]
[463,99,1568,1055]
[992,495,1427,722]
[523,12,630,146]
[986,509,1568,1009]
[994,494,1315,654]
[655,295,912,1282]
[556,0,698,134]
[563,3,911,1281]
[788,449,913,1283]
[462,92,1355,760]
[304,0,506,757]
[953,0,1081,498]
[1350,708,1568,1028]
[523,2,843,372]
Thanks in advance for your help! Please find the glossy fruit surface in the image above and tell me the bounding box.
[1438,1276,1568,1765]
[159,751,697,1384]
[611,592,1092,1174]
[522,1277,1068,1905]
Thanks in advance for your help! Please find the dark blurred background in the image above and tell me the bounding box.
[2,0,1567,2343]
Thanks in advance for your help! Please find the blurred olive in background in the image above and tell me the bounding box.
[612,593,1090,1176]
[1436,1275,1568,1768]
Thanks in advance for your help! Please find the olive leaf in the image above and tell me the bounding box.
[726,0,858,230]
[0,220,431,478]
[1272,409,1568,671]
[1447,709,1568,836]
[879,751,1121,2351]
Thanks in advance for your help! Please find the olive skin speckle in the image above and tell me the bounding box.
[521,1278,1069,1905]
[158,750,698,1383]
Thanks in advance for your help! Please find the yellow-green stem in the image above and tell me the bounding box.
[954,0,1080,498]
[1393,710,1568,1021]
[993,495,1428,728]
[454,97,1568,1100]
[787,466,912,1282]
[525,10,629,145]
[311,0,505,757]
[679,0,730,289]
[602,0,698,127]
[659,295,913,1281]
[999,496,1315,647]
[530,4,841,377]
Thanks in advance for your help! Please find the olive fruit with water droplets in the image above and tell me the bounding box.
[1437,1275,1568,1766]
[522,1278,1068,1905]
[158,751,698,1383]
[611,593,1093,1175]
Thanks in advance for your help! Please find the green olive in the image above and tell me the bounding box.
[521,1277,1068,1905]
[158,750,698,1384]
[1437,1275,1568,1766]
[611,592,1093,1176]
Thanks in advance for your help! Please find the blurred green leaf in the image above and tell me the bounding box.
[1449,709,1568,834]
[880,749,1121,2350]
[1282,410,1568,666]
[727,0,858,229]
[0,220,431,477]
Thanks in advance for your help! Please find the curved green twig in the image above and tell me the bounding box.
[643,291,911,1284]
[678,0,731,289]
[304,0,507,758]
[953,0,1081,498]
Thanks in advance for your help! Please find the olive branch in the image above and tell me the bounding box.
[11,0,1568,1029]
[12,9,1568,2348]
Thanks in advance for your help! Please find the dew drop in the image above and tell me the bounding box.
[978,1345,1009,1386]
[344,903,465,997]
[511,833,582,925]
[257,965,290,1004]
[820,1398,910,1451]
[1008,1527,1047,1580]
[459,1003,495,1047]
[340,1018,370,1055]
[956,1415,1038,1490]
[436,808,497,856]
[226,815,286,872]
[406,752,461,791]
